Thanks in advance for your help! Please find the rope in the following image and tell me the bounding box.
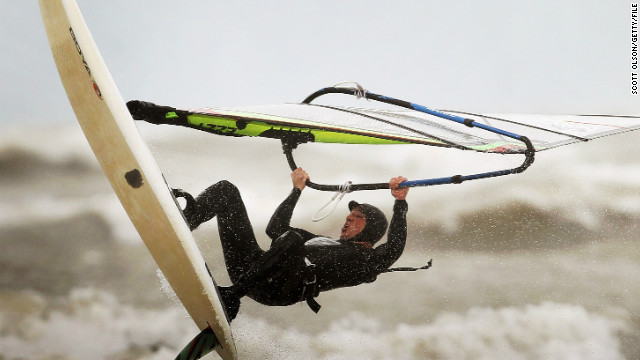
[312,181,352,222]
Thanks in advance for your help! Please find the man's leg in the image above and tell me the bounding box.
[213,230,307,321]
[176,180,264,282]
[228,230,307,306]
[175,182,306,320]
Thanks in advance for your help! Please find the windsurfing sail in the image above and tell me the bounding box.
[128,83,640,191]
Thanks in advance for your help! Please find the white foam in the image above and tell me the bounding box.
[0,258,635,360]
[230,303,629,360]
[0,288,194,360]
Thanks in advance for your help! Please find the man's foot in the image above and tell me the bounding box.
[218,287,241,322]
[172,188,199,230]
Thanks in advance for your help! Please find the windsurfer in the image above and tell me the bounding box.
[173,168,410,321]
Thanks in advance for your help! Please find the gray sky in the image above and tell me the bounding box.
[1,1,637,128]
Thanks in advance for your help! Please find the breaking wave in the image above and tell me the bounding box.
[0,288,632,360]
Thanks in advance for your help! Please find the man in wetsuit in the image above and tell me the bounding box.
[174,168,409,321]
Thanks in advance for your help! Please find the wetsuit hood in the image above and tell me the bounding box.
[347,200,388,246]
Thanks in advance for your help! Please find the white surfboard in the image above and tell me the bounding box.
[38,1,236,359]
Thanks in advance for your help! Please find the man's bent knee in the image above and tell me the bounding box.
[273,230,305,249]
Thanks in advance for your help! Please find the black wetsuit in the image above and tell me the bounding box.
[182,180,408,311]
[128,100,411,316]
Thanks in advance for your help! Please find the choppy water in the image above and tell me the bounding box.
[1,122,639,359]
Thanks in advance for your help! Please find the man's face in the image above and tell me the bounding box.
[340,207,366,240]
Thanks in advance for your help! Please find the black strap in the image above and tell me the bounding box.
[383,259,433,273]
[301,262,321,313]
[306,298,322,313]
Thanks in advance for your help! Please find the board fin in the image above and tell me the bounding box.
[175,326,221,360]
